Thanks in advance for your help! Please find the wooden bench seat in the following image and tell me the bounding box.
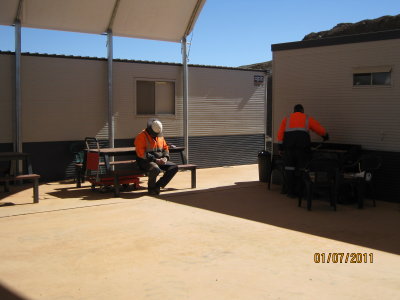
[75,159,197,191]
[0,174,40,203]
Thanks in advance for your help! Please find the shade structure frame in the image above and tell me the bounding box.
[0,0,206,43]
[1,0,206,156]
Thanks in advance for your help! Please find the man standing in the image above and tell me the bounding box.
[277,104,329,198]
[134,118,178,195]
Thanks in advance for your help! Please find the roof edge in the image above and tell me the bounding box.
[183,0,206,37]
[0,50,264,72]
[271,29,400,52]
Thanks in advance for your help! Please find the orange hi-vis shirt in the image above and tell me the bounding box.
[277,112,326,145]
[134,129,169,160]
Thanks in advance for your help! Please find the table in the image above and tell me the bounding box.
[169,146,186,164]
[312,144,362,167]
[312,148,349,167]
[0,152,40,203]
[81,145,193,194]
[86,146,186,172]
[0,152,33,175]
[86,147,137,172]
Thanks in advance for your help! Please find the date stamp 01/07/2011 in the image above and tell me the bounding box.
[314,253,374,263]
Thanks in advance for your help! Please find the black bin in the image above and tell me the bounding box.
[258,150,271,182]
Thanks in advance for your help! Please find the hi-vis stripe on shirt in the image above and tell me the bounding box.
[144,131,162,152]
[285,115,309,132]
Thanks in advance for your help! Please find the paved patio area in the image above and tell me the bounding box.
[0,164,399,300]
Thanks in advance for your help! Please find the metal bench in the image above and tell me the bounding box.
[74,138,198,194]
[177,164,197,188]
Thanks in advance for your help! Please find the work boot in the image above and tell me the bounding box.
[148,185,160,195]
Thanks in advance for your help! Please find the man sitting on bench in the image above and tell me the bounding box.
[134,118,178,195]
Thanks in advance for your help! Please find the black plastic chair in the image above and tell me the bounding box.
[69,141,85,164]
[299,157,341,211]
[341,154,382,208]
[268,154,286,194]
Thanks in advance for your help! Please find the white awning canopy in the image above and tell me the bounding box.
[0,0,206,42]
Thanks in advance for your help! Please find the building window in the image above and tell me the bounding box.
[353,66,392,86]
[136,80,175,115]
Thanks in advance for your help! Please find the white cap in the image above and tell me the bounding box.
[151,120,163,134]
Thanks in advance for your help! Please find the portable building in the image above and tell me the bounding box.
[0,51,267,181]
[271,29,400,202]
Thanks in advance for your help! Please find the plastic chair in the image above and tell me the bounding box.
[299,157,341,211]
[84,137,101,151]
[341,154,382,208]
[268,154,286,194]
[83,137,106,183]
[69,141,85,164]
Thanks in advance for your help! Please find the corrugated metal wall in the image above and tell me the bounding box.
[186,67,266,166]
[0,53,265,142]
[272,38,400,152]
[187,134,264,167]
[188,67,265,136]
[0,52,266,180]
[272,38,400,202]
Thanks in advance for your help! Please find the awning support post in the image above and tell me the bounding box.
[14,19,22,155]
[107,29,114,148]
[182,36,189,163]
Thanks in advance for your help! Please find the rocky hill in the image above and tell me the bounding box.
[241,14,400,70]
[240,60,272,71]
[303,14,400,40]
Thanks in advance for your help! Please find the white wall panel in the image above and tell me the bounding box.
[113,61,182,140]
[0,55,13,143]
[273,39,400,152]
[20,55,107,142]
[1,53,266,144]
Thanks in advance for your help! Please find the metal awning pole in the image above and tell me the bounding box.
[107,30,114,148]
[264,73,267,151]
[182,36,189,163]
[14,19,22,155]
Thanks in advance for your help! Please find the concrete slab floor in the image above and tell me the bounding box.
[0,164,399,300]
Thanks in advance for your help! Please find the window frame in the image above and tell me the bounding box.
[352,66,392,87]
[135,78,177,117]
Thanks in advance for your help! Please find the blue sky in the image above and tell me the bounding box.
[0,0,399,67]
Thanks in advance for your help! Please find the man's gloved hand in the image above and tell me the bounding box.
[156,157,168,165]
[323,133,330,141]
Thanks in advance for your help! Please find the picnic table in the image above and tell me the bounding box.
[0,152,40,203]
[76,142,197,195]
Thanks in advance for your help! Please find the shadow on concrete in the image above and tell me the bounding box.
[0,185,34,202]
[48,185,149,201]
[34,180,400,255]
[0,283,28,300]
[156,181,400,255]
[48,184,182,202]
[0,183,40,206]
